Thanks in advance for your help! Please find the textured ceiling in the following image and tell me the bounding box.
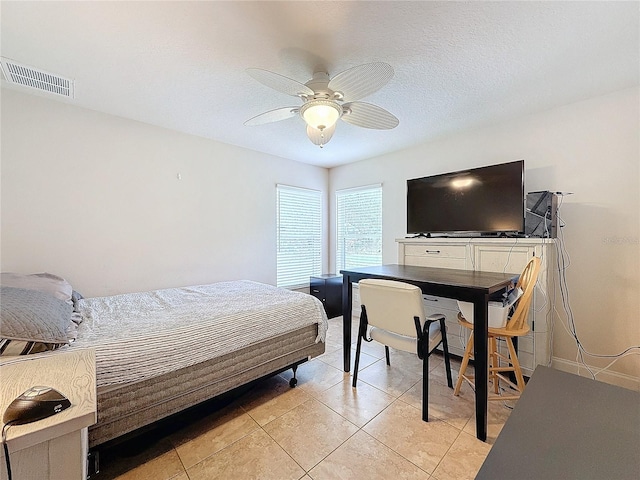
[1,1,638,168]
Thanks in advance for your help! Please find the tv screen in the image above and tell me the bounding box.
[407,160,525,235]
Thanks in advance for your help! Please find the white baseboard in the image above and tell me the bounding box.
[551,357,640,391]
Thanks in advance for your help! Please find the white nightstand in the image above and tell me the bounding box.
[0,349,96,480]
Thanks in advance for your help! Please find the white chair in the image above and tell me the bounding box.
[352,278,453,421]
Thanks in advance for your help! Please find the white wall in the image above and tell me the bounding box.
[2,86,638,382]
[330,87,640,381]
[1,89,328,297]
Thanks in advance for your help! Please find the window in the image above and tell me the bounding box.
[276,185,322,288]
[336,184,382,272]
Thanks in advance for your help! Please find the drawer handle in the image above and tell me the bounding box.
[423,297,438,302]
[311,289,320,293]
[425,250,441,254]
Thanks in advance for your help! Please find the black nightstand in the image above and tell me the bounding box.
[310,274,343,318]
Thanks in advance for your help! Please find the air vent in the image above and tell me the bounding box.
[0,57,74,98]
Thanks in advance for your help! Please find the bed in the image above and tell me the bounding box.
[0,274,328,448]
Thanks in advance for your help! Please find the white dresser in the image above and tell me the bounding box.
[352,237,555,377]
[401,237,555,376]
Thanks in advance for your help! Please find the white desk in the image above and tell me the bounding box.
[0,349,96,480]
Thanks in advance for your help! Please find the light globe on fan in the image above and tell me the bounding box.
[244,62,399,148]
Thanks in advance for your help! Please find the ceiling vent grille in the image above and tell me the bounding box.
[0,57,74,98]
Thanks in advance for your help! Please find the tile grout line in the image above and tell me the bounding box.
[258,417,310,477]
[314,369,446,476]
[361,397,463,477]
[117,332,487,479]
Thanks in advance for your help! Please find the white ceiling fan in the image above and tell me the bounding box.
[244,62,399,148]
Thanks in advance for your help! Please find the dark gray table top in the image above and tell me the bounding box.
[341,264,513,293]
[476,366,640,479]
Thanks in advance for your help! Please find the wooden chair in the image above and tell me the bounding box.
[352,279,453,421]
[454,256,541,400]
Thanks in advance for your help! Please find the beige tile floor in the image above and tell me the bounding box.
[98,317,514,480]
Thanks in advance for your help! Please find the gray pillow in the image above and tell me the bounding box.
[0,286,72,344]
[0,272,73,303]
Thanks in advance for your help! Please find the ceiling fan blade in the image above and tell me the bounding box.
[341,102,399,130]
[246,68,314,97]
[306,124,336,146]
[244,107,299,126]
[328,62,394,102]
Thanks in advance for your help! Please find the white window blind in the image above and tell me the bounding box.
[336,185,382,272]
[277,185,322,289]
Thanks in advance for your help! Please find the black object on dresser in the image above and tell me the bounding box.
[310,274,343,318]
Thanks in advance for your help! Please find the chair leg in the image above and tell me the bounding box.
[422,347,429,422]
[506,337,526,394]
[454,332,474,396]
[352,323,364,388]
[385,345,391,366]
[490,337,499,394]
[439,318,453,388]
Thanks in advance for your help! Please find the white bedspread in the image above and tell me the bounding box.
[67,280,327,387]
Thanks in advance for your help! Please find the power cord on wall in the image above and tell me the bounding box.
[552,194,640,379]
[502,237,518,274]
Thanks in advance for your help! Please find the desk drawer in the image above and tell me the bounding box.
[422,296,468,358]
[405,244,468,269]
[405,244,466,258]
[406,255,467,269]
[422,294,459,311]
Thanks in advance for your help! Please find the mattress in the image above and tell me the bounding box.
[72,280,328,388]
[91,323,323,446]
[1,279,329,446]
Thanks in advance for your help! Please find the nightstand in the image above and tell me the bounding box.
[310,274,343,318]
[0,349,97,480]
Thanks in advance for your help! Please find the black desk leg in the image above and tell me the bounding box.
[342,274,353,372]
[473,295,489,442]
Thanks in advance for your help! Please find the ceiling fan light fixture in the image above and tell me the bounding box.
[245,63,398,148]
[300,99,342,131]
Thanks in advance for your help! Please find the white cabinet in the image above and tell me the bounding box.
[422,294,470,357]
[351,283,361,320]
[397,237,554,377]
[0,349,97,480]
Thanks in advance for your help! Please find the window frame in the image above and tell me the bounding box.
[276,184,323,289]
[335,184,383,273]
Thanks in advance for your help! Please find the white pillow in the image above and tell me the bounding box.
[0,272,73,303]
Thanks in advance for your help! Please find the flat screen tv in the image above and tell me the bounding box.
[407,160,525,236]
